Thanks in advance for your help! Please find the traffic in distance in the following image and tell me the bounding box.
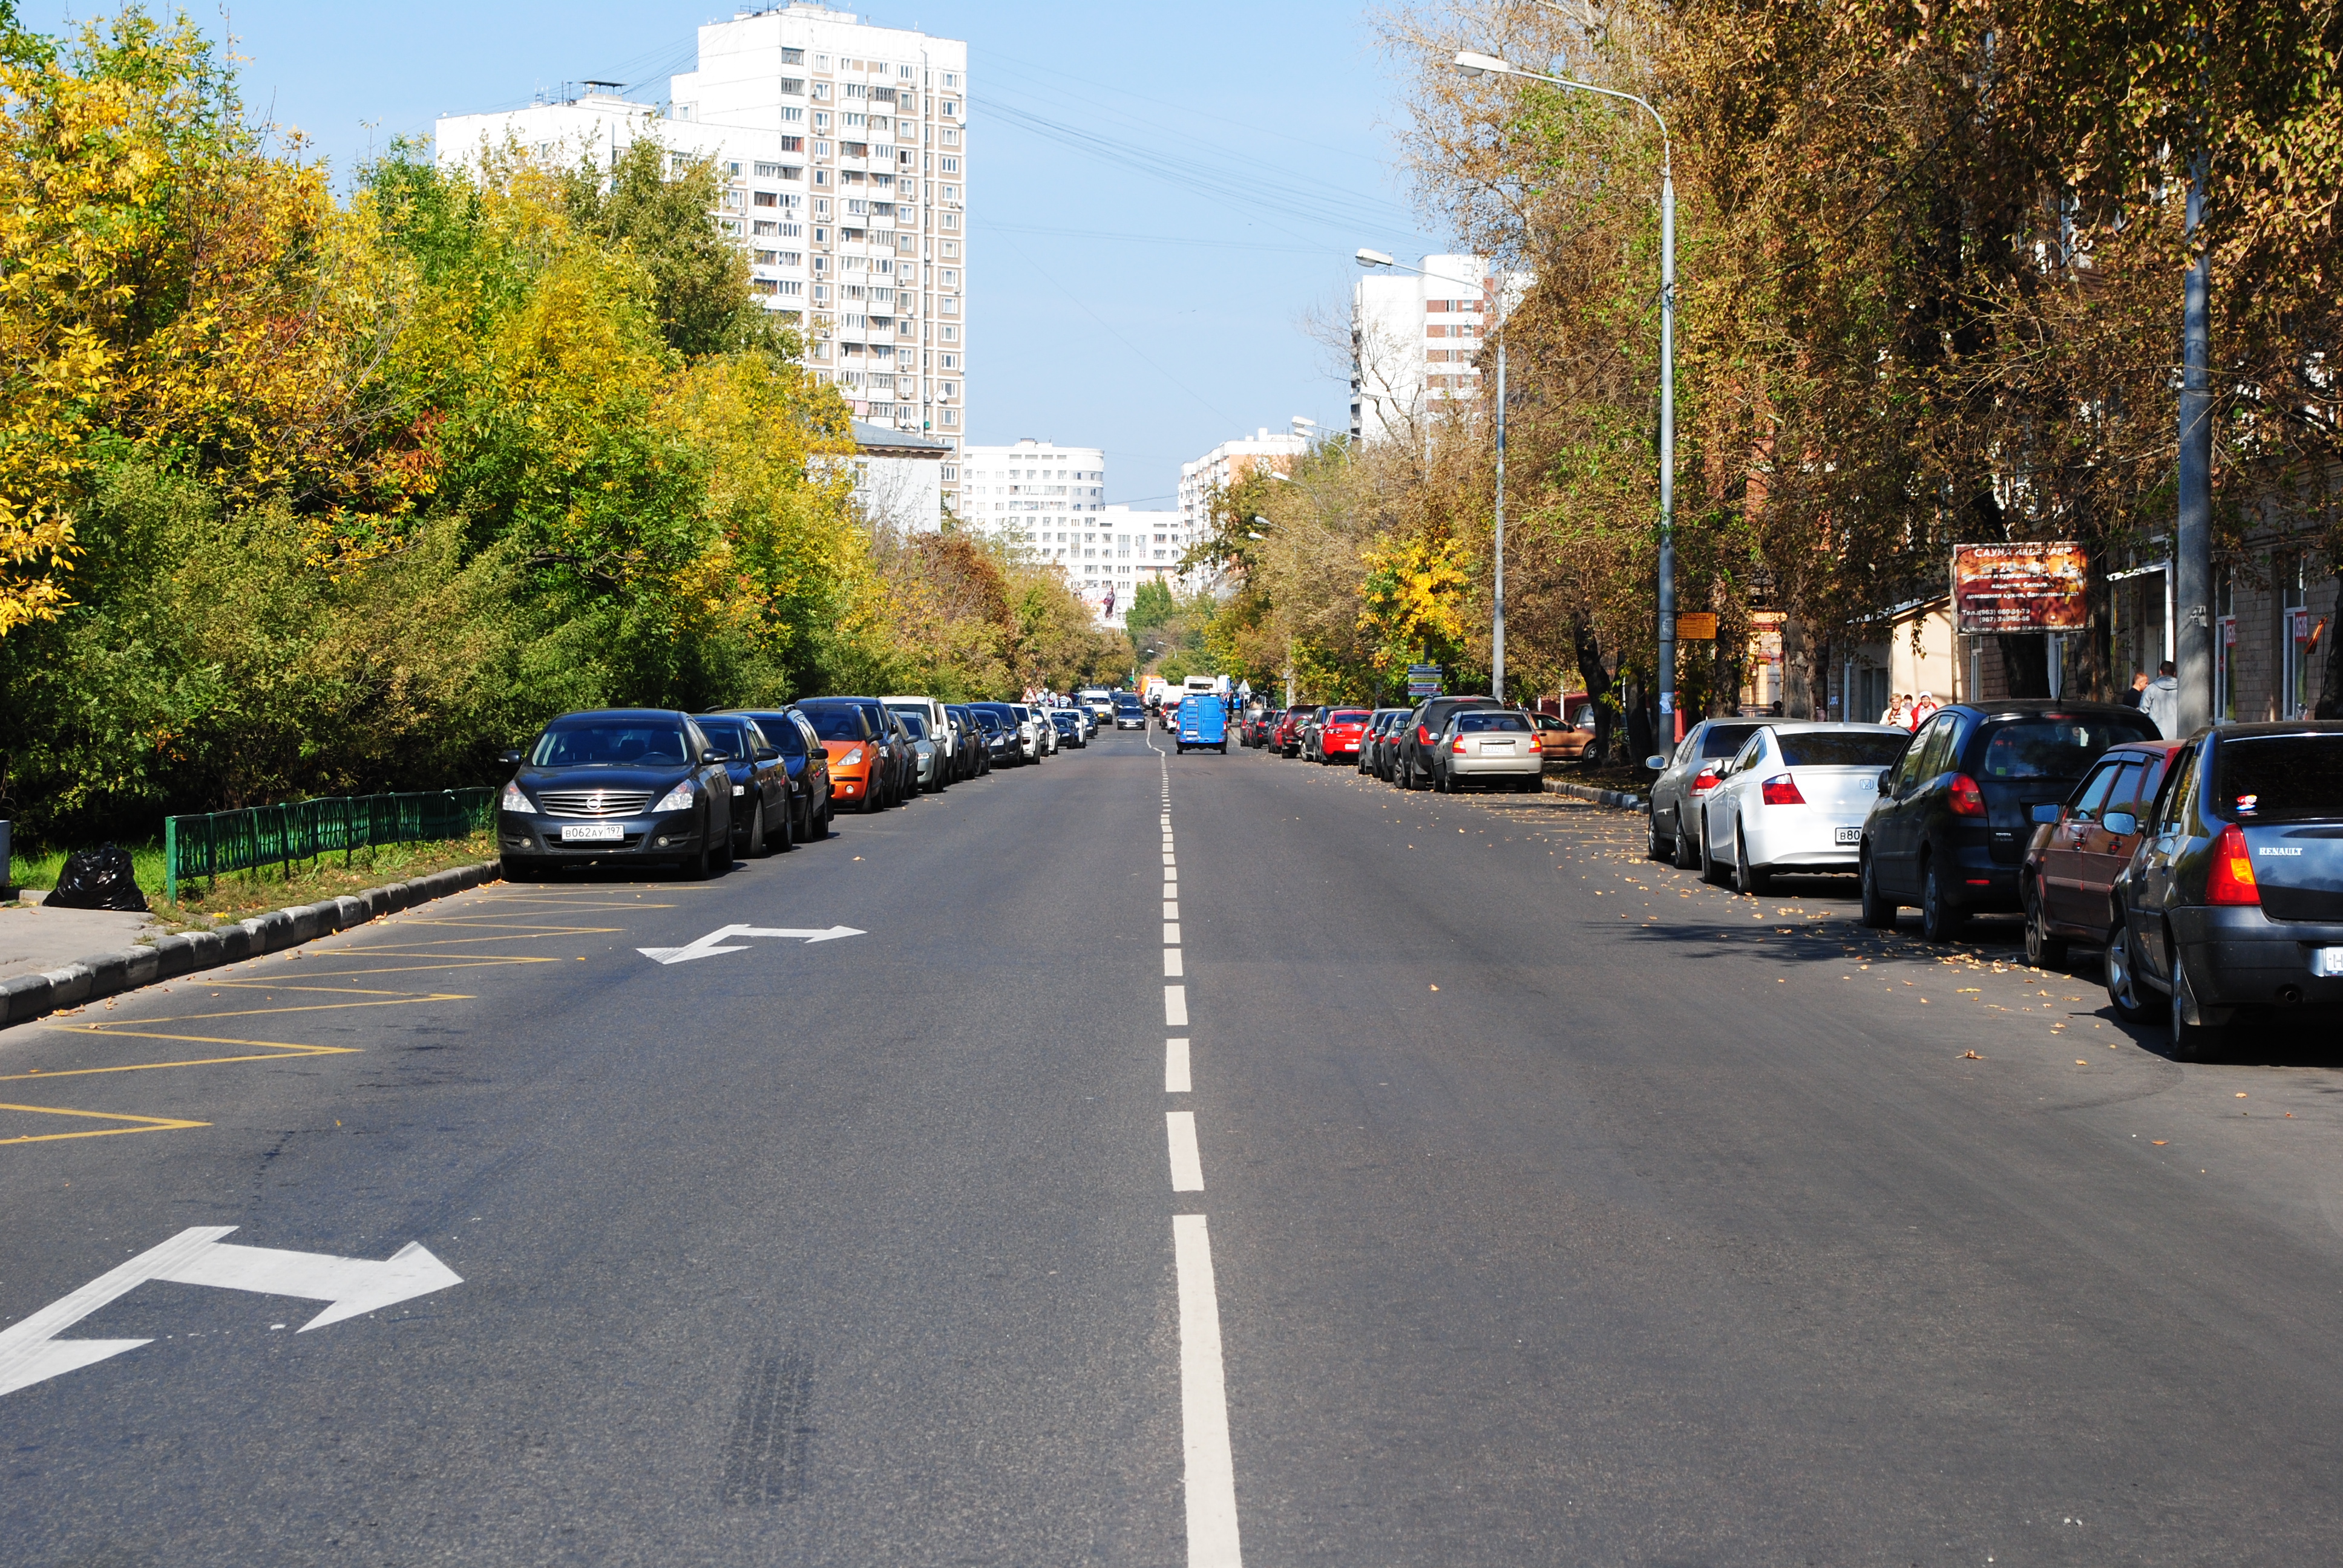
[1240,691,2343,1060]
[496,692,1104,881]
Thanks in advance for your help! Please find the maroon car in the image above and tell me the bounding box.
[2020,737,2183,968]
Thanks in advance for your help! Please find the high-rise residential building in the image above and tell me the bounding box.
[1349,253,1502,447]
[1106,502,1190,597]
[1176,428,1309,560]
[436,6,971,512]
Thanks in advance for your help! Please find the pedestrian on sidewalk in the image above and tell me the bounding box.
[1881,693,1908,728]
[1909,691,1939,730]
[2140,661,2181,737]
[2127,670,2151,708]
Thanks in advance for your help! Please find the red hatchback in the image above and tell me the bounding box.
[1316,708,1372,765]
[1273,710,1307,756]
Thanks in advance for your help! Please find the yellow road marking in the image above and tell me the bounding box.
[3,1039,358,1080]
[0,1103,212,1145]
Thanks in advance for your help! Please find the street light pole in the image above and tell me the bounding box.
[1357,247,1510,700]
[1453,51,1677,739]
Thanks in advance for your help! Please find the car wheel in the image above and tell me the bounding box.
[1919,858,1965,942]
[2024,881,2066,969]
[742,801,768,858]
[1432,763,1449,792]
[2103,921,2152,1021]
[1671,810,1700,871]
[775,800,795,852]
[860,784,882,814]
[1698,820,1728,886]
[1646,809,1668,860]
[1733,825,1769,897]
[681,838,712,880]
[2168,956,2224,1062]
[821,795,834,830]
[1860,852,1898,929]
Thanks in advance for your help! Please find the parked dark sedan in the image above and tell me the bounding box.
[693,713,793,857]
[725,708,833,842]
[2019,738,2183,967]
[1395,695,1506,789]
[1860,701,2159,941]
[497,709,735,880]
[2106,722,2343,1058]
[945,704,989,778]
[971,705,1014,765]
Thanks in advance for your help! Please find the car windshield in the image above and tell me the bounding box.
[532,724,690,766]
[975,711,1001,732]
[804,708,865,742]
[1979,715,2155,780]
[2213,736,2343,823]
[1778,733,1910,768]
[754,719,807,756]
[1700,724,1760,759]
[1456,712,1531,733]
[693,720,755,760]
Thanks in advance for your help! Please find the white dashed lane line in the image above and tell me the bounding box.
[1153,737,1244,1566]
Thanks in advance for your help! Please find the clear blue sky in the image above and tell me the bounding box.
[50,2,1448,507]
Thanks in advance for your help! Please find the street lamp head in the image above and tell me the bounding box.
[1453,50,1513,79]
[1355,247,1395,269]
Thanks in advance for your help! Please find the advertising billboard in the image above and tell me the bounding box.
[1953,543,2088,633]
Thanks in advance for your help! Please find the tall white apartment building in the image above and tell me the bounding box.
[1349,253,1496,447]
[1106,503,1190,597]
[1176,428,1309,551]
[436,6,972,512]
[963,440,1168,622]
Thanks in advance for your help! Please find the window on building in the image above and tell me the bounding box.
[779,136,804,152]
[942,325,957,342]
[943,100,960,117]
[781,107,804,123]
[942,241,959,258]
[753,191,778,207]
[845,112,866,128]
[942,212,959,230]
[752,220,779,237]
[942,409,958,426]
[782,47,804,64]
[942,71,959,87]
[941,128,961,147]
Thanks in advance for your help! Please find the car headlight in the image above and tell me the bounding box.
[651,779,697,812]
[500,780,532,812]
[839,747,864,766]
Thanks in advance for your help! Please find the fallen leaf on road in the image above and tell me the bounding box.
[2076,1060,2088,1065]
[1429,984,1439,991]
[1961,1050,1983,1059]
[2152,1140,2168,1145]
[2236,1093,2248,1098]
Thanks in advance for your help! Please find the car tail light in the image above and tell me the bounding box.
[2207,823,2260,906]
[1691,768,1720,795]
[1760,773,1804,806]
[1418,725,1432,744]
[1948,773,1986,817]
[1452,737,1470,753]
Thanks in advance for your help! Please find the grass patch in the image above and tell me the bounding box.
[15,833,499,929]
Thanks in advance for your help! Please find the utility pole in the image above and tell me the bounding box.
[2175,153,2214,733]
[1656,162,1677,742]
[1493,286,1507,703]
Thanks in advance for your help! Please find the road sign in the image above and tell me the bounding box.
[638,923,867,965]
[1407,664,1444,697]
[0,1227,464,1397]
[1676,612,1718,641]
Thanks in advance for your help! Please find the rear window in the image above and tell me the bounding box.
[1457,712,1530,733]
[1328,710,1369,723]
[1778,733,1910,768]
[893,710,928,737]
[1977,714,2155,780]
[532,724,690,766]
[1700,724,1760,759]
[2213,736,2343,823]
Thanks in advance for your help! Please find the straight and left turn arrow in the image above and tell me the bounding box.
[638,923,866,965]
[0,1227,463,1397]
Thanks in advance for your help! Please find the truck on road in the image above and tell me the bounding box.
[1175,692,1228,753]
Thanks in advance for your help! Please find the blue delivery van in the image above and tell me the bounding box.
[1175,693,1227,754]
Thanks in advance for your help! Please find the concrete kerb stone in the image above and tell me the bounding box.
[0,858,503,1030]
[1541,777,1650,812]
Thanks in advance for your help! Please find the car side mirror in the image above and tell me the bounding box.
[701,748,726,765]
[756,746,780,762]
[2103,811,2138,836]
[2030,803,2062,825]
[1643,755,1667,771]
[1877,768,1896,794]
[498,750,523,766]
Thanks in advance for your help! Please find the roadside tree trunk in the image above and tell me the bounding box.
[1570,609,1616,764]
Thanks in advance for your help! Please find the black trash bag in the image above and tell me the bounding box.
[46,843,149,912]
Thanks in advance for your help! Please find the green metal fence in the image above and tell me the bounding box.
[163,788,496,904]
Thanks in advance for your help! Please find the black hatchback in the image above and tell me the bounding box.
[1860,701,2159,941]
[498,710,736,880]
[2106,722,2343,1059]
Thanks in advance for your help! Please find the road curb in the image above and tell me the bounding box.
[0,860,502,1031]
[1541,777,1649,812]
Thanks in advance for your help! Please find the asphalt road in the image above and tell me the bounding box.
[7,728,2343,1566]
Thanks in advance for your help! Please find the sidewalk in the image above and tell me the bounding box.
[0,895,156,983]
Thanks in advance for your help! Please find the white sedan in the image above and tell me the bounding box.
[1697,722,1913,895]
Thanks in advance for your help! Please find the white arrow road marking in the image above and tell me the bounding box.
[0,1227,463,1397]
[638,923,867,964]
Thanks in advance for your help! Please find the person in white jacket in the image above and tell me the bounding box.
[2140,661,2181,737]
